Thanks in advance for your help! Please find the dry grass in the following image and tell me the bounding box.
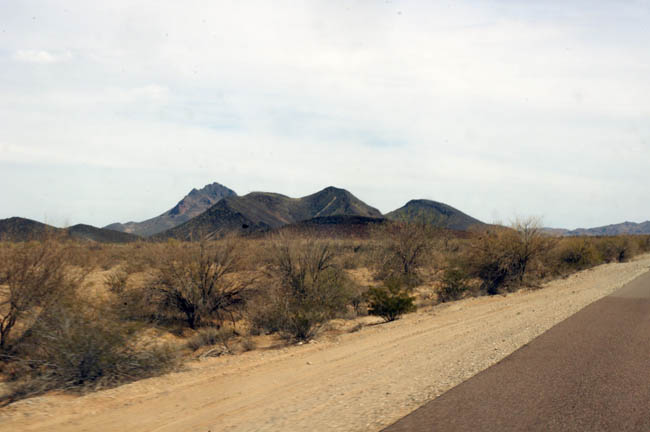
[0,227,649,405]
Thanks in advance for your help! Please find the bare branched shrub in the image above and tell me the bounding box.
[0,238,78,349]
[251,237,354,341]
[510,218,553,282]
[152,239,250,329]
[372,222,435,287]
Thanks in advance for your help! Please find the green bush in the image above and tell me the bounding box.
[438,267,469,302]
[367,277,416,322]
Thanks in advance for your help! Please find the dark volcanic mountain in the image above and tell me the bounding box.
[0,217,57,241]
[279,215,387,238]
[565,221,650,236]
[155,186,382,240]
[385,199,484,231]
[105,182,236,237]
[0,217,139,243]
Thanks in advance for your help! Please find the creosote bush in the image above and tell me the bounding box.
[372,222,435,288]
[552,237,601,273]
[464,218,552,295]
[595,236,638,263]
[0,238,78,349]
[1,297,177,404]
[367,277,416,322]
[438,267,470,302]
[152,239,251,329]
[251,238,354,341]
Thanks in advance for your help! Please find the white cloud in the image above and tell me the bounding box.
[13,49,71,63]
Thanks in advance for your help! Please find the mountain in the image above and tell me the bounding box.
[564,221,650,236]
[155,186,383,240]
[0,217,59,241]
[385,199,484,231]
[105,182,236,237]
[0,217,139,243]
[67,224,140,243]
[278,215,387,238]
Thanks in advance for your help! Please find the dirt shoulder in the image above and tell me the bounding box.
[2,255,649,432]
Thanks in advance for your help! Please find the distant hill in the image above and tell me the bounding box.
[0,217,59,241]
[155,186,382,240]
[0,217,139,243]
[565,221,650,236]
[385,199,484,231]
[105,182,236,237]
[67,224,140,243]
[540,227,570,237]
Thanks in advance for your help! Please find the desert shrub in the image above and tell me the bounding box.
[464,229,519,295]
[187,327,235,351]
[553,237,601,272]
[595,236,638,263]
[240,336,256,352]
[438,267,469,302]
[1,298,177,404]
[371,222,435,288]
[151,239,251,329]
[104,269,128,294]
[637,235,650,253]
[367,277,416,322]
[111,283,164,323]
[251,238,354,341]
[464,218,552,295]
[0,238,79,349]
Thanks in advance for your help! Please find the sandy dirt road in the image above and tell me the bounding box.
[1,255,649,432]
[384,270,650,431]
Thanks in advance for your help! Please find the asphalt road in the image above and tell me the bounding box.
[383,271,650,432]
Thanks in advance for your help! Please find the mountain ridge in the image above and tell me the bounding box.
[0,217,140,243]
[544,220,650,236]
[104,182,236,237]
[155,186,383,240]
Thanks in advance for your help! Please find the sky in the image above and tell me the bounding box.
[1,0,650,229]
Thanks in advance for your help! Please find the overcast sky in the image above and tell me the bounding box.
[1,0,649,229]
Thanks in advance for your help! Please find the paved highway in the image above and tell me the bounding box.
[384,271,650,431]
